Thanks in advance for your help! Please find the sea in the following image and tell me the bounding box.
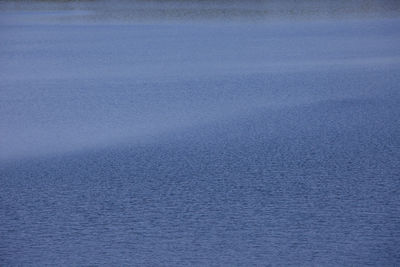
[1,0,400,265]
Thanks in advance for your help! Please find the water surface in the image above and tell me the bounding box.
[1,1,400,265]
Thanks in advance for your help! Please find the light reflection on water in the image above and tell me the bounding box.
[1,1,400,266]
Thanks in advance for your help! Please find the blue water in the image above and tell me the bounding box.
[1,1,400,266]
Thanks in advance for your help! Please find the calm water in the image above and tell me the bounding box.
[1,1,400,266]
